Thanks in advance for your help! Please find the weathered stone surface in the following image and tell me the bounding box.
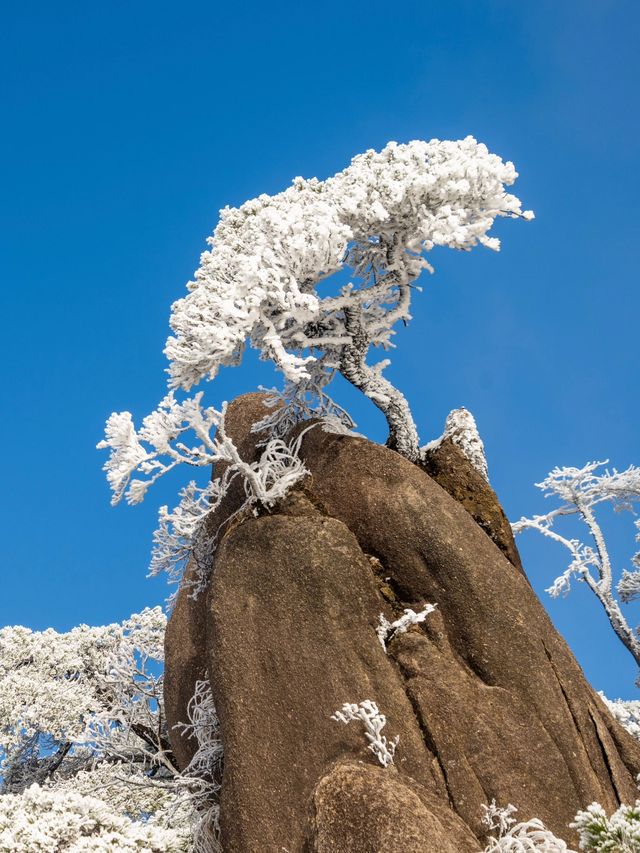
[295,427,640,843]
[164,555,209,770]
[164,392,275,769]
[207,509,462,852]
[307,761,478,853]
[421,436,524,573]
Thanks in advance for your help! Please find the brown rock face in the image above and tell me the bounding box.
[421,436,524,574]
[164,395,640,851]
[164,392,275,769]
[308,762,477,853]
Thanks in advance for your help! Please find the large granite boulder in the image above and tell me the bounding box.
[165,394,640,851]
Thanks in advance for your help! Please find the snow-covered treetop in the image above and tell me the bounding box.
[163,137,532,461]
[167,137,532,394]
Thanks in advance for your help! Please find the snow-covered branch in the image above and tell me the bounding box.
[99,392,311,594]
[513,462,640,675]
[331,700,399,767]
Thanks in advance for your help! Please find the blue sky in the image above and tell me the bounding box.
[1,1,638,697]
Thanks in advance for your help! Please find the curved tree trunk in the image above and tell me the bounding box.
[165,394,640,852]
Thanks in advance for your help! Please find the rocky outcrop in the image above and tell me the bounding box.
[164,394,640,851]
[164,393,276,769]
[421,436,524,573]
[307,762,478,853]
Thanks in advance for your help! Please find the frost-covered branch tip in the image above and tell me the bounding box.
[571,799,640,852]
[331,700,399,767]
[513,461,640,675]
[377,603,437,651]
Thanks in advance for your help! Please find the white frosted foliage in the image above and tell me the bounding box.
[0,784,190,852]
[423,407,489,481]
[99,394,311,592]
[0,612,221,852]
[481,801,575,852]
[166,138,533,404]
[571,799,640,852]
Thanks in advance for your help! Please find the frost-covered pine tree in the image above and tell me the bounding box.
[0,610,220,852]
[99,137,533,591]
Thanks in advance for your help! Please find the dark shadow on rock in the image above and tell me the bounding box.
[421,437,524,575]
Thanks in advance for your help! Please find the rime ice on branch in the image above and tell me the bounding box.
[331,700,399,768]
[513,461,640,675]
[99,394,310,592]
[165,137,532,461]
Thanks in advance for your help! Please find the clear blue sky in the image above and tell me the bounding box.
[1,1,638,697]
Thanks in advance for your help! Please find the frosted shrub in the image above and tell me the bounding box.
[572,800,640,852]
[481,802,575,852]
[376,603,437,651]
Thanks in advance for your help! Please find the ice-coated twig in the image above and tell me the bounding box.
[513,461,640,675]
[331,700,399,767]
[376,604,437,651]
